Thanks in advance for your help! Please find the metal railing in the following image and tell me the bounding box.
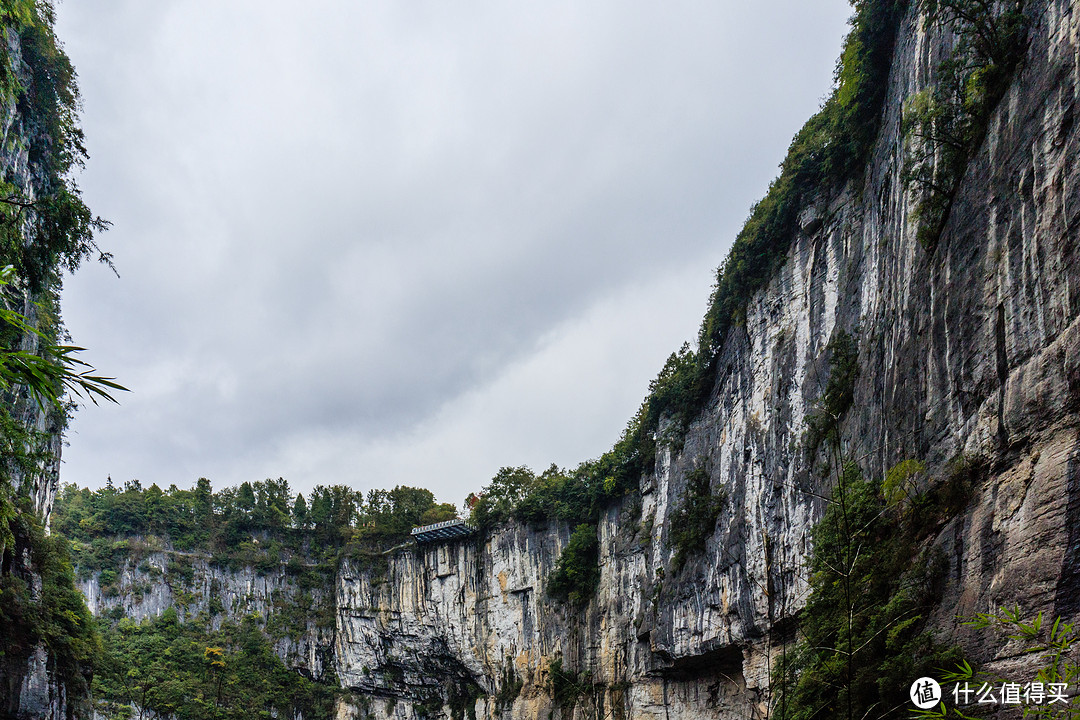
[410,518,467,535]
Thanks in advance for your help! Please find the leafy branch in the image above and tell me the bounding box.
[913,607,1079,719]
[1,264,126,409]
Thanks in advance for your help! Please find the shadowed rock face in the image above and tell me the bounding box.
[71,1,1080,718]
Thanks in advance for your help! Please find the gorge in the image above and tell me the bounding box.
[2,0,1080,718]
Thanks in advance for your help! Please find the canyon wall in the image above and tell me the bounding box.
[1,23,83,720]
[77,0,1080,718]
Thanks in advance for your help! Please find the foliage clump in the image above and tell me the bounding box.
[546,523,601,606]
[468,466,544,530]
[92,611,338,720]
[913,607,1079,718]
[548,657,591,711]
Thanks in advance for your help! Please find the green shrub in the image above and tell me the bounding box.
[548,657,590,710]
[414,694,444,719]
[546,524,601,606]
[912,607,1078,719]
[166,556,194,587]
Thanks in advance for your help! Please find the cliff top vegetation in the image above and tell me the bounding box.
[53,477,457,583]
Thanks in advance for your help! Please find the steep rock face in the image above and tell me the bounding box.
[333,496,768,719]
[0,27,64,525]
[335,525,571,719]
[1,30,80,720]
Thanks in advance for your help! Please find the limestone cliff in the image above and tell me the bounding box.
[75,0,1080,718]
[0,14,96,720]
[340,0,1080,714]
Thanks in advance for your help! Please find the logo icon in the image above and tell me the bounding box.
[911,677,942,709]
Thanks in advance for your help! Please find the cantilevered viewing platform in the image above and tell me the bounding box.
[410,518,473,544]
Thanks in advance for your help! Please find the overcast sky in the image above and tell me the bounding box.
[54,0,852,508]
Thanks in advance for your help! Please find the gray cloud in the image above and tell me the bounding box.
[55,0,852,505]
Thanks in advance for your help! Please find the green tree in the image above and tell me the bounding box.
[254,477,291,529]
[292,493,308,529]
[771,462,962,720]
[237,482,256,514]
[469,466,536,529]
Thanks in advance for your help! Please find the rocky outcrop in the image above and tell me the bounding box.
[80,548,336,681]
